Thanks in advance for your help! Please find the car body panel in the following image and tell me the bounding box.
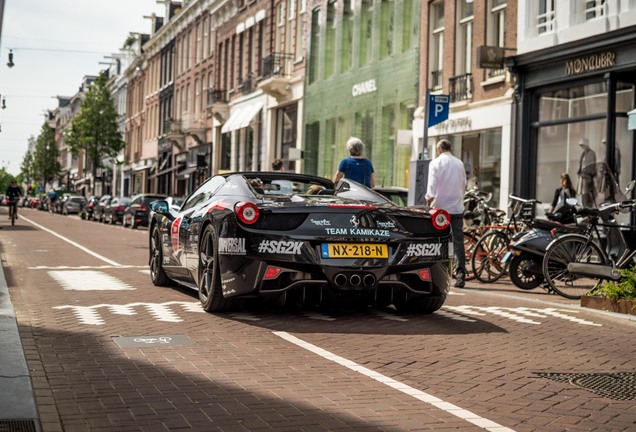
[149,173,451,312]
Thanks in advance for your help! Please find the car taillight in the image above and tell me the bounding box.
[116,206,126,211]
[139,205,148,211]
[88,203,94,208]
[235,202,260,225]
[430,209,450,230]
[264,266,282,279]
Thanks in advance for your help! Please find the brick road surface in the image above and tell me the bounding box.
[1,207,635,431]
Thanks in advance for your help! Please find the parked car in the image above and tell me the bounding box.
[103,196,131,225]
[92,195,112,222]
[122,194,167,229]
[148,172,452,313]
[62,195,87,215]
[147,196,185,226]
[80,196,99,220]
[54,193,70,214]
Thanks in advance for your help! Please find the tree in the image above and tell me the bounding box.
[65,71,125,193]
[20,150,34,186]
[32,124,60,189]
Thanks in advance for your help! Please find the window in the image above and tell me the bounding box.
[308,7,321,83]
[359,0,373,66]
[194,79,200,115]
[456,0,473,75]
[537,0,555,34]
[380,0,394,60]
[276,3,284,51]
[430,2,444,90]
[402,0,415,51]
[585,0,605,20]
[295,0,305,59]
[341,0,353,72]
[324,1,336,77]
[203,17,209,59]
[487,0,506,78]
[286,0,294,57]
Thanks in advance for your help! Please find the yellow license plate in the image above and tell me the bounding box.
[321,243,388,258]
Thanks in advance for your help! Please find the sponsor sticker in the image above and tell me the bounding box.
[310,218,331,226]
[218,238,247,255]
[405,243,443,257]
[376,221,396,229]
[258,240,303,254]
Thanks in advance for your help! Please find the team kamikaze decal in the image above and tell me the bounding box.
[324,215,390,237]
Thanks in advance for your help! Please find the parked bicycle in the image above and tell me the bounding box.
[542,180,636,299]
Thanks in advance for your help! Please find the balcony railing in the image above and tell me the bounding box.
[207,88,227,105]
[430,70,443,91]
[262,52,294,79]
[449,73,473,103]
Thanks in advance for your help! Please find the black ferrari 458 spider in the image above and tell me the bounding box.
[149,172,452,313]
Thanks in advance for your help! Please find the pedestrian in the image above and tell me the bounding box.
[547,173,576,223]
[47,189,58,214]
[425,139,467,288]
[333,137,376,188]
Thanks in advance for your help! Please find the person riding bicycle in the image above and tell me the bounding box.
[5,179,22,220]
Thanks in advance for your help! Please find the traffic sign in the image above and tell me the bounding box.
[428,94,449,127]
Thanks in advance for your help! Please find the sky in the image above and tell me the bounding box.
[0,0,166,176]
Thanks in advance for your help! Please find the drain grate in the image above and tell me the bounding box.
[0,420,39,432]
[536,372,636,401]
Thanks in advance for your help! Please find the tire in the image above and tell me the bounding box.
[542,235,605,300]
[149,227,169,286]
[131,217,138,229]
[122,216,128,228]
[471,230,509,283]
[462,231,479,281]
[509,253,544,290]
[198,225,239,312]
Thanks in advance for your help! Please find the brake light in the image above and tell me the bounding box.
[115,206,126,211]
[418,269,431,281]
[235,202,260,225]
[139,205,148,211]
[88,203,94,208]
[430,209,451,230]
[264,267,282,279]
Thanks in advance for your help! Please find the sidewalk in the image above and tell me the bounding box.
[0,259,41,430]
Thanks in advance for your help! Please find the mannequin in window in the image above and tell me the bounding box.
[577,138,596,208]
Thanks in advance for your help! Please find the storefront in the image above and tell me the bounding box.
[509,27,636,209]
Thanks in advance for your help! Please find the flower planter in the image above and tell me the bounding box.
[581,296,636,316]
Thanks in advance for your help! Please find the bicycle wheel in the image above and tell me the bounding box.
[471,230,509,283]
[463,231,479,281]
[542,235,605,299]
[10,205,15,226]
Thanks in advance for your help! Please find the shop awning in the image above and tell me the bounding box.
[221,101,263,133]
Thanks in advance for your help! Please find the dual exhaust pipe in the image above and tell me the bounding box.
[334,272,377,288]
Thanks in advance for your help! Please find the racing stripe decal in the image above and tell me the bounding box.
[171,217,182,252]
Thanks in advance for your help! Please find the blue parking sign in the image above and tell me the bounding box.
[428,94,449,127]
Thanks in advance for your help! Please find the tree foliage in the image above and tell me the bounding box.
[20,149,34,185]
[32,123,60,188]
[65,71,124,180]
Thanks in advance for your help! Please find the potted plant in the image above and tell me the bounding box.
[582,265,636,315]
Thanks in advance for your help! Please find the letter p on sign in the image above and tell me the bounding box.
[428,94,449,127]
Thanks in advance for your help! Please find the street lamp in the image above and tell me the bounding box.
[1,97,6,109]
[7,50,14,68]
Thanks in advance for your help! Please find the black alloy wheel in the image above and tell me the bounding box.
[198,225,238,312]
[150,227,169,286]
[508,253,544,290]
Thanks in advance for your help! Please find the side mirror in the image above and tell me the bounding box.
[150,200,170,215]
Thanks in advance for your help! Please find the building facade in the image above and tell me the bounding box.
[304,0,420,188]
[509,1,636,210]
[416,0,517,210]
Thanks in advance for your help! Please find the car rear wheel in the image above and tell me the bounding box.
[198,225,239,312]
[150,227,169,286]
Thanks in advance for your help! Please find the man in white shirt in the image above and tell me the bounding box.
[425,139,467,287]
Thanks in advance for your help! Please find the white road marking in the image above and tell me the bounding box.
[274,331,515,432]
[48,271,135,291]
[21,215,122,266]
[445,306,601,326]
[436,309,478,322]
[30,265,148,270]
[53,301,204,325]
